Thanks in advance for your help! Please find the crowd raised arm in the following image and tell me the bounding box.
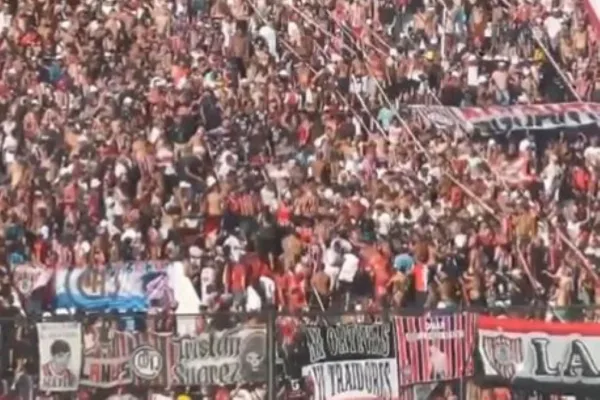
[0,0,598,398]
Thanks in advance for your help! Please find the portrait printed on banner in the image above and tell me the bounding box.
[37,322,83,392]
[240,332,267,382]
[42,339,78,386]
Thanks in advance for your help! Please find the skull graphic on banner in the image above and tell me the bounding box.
[482,335,523,380]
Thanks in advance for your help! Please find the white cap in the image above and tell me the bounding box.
[89,20,100,32]
[115,163,127,178]
[39,226,50,240]
[189,246,203,257]
[121,228,139,241]
[517,94,529,104]
[206,176,217,187]
[454,234,468,248]
[90,178,101,189]
[80,241,91,254]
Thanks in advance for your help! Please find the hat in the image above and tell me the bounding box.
[39,225,50,240]
[517,94,529,104]
[189,246,203,258]
[454,234,468,248]
[121,228,138,241]
[206,176,217,187]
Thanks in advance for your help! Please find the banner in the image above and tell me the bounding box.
[81,324,266,388]
[409,105,464,130]
[395,313,476,386]
[54,261,174,311]
[411,102,600,135]
[13,263,52,297]
[479,315,600,388]
[37,322,82,392]
[301,323,400,400]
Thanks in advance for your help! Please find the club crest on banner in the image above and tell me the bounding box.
[482,335,523,380]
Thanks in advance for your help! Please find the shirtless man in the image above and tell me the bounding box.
[203,176,224,247]
[544,265,574,322]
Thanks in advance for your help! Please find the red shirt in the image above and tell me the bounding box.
[450,186,463,208]
[63,183,78,206]
[297,122,310,145]
[573,167,590,191]
[413,263,428,292]
[229,263,247,292]
[288,273,306,310]
[277,204,291,225]
[242,254,271,284]
[87,192,100,223]
[33,239,49,264]
[276,271,306,309]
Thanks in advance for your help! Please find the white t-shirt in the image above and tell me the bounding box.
[224,235,246,262]
[544,16,562,43]
[467,65,479,86]
[339,253,360,283]
[584,146,600,166]
[200,266,216,299]
[246,285,262,311]
[323,247,342,287]
[260,186,278,211]
[258,25,278,59]
[374,211,393,236]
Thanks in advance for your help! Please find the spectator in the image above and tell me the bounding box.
[0,0,597,398]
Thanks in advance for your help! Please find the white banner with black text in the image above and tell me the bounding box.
[479,315,600,389]
[300,323,400,400]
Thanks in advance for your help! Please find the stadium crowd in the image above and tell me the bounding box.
[0,0,597,398]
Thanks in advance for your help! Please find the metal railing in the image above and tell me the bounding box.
[0,305,597,399]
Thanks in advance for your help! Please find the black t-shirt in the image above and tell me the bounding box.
[379,2,396,25]
[440,84,464,106]
[255,224,283,257]
[166,114,198,144]
[201,94,222,130]
[427,64,443,92]
[177,155,204,181]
